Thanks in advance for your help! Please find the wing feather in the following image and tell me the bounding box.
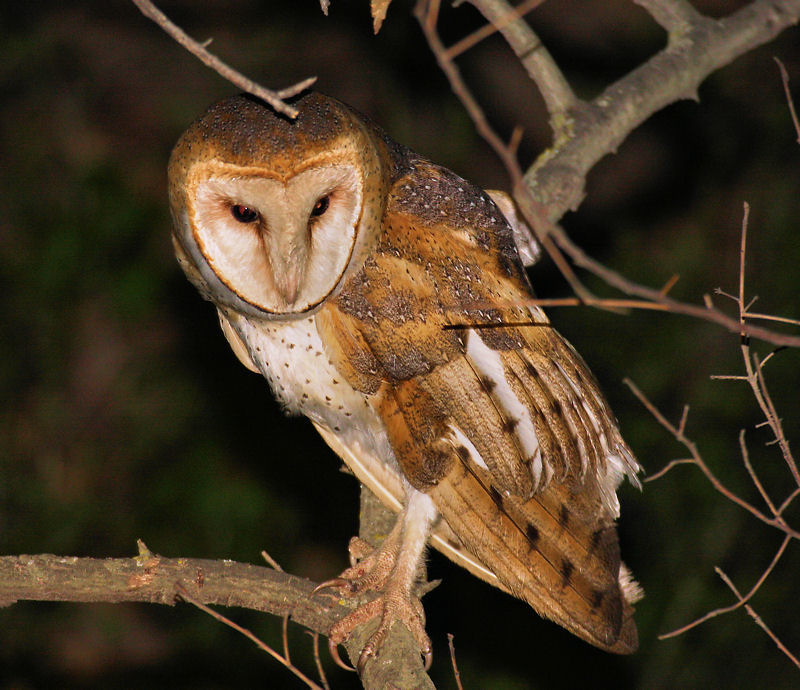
[315,163,641,652]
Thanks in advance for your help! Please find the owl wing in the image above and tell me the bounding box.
[317,160,641,653]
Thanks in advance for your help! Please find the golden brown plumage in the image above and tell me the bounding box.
[168,92,642,667]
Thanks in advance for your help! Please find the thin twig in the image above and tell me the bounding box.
[659,535,791,639]
[642,458,695,482]
[778,488,800,516]
[774,57,800,144]
[738,202,750,332]
[446,0,544,60]
[753,355,800,487]
[282,612,292,664]
[176,584,323,690]
[624,378,800,539]
[744,605,800,670]
[261,549,285,572]
[130,0,315,118]
[309,631,331,690]
[719,567,800,669]
[743,312,800,327]
[677,405,690,436]
[660,274,681,296]
[739,429,778,517]
[447,633,464,690]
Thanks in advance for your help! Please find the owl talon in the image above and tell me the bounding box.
[327,639,357,672]
[327,593,431,674]
[312,577,357,596]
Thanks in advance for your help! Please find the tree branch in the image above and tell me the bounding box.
[523,0,800,222]
[0,546,342,636]
[418,0,800,349]
[1,511,433,690]
[131,0,315,118]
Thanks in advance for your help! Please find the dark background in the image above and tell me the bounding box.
[2,1,799,687]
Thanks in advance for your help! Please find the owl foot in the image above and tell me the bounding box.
[313,527,403,598]
[326,587,432,673]
[314,527,431,673]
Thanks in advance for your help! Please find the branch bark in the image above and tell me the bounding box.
[515,0,800,222]
[1,503,433,690]
[0,546,340,635]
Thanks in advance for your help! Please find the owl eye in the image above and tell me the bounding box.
[231,204,259,223]
[310,195,330,217]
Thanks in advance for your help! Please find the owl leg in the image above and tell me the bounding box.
[315,488,436,672]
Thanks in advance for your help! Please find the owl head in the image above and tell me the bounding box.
[168,93,390,318]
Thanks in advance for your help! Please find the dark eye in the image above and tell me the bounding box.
[231,205,259,223]
[310,196,330,217]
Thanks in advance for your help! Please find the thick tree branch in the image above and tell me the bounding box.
[522,0,800,222]
[418,0,800,349]
[0,546,342,635]
[1,506,433,689]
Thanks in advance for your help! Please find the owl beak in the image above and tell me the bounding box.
[275,269,301,306]
[265,210,308,309]
[269,234,306,308]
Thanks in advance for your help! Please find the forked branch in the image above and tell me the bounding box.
[416,0,800,349]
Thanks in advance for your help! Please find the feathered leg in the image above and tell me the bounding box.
[316,488,437,671]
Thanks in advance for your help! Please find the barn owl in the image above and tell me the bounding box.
[168,92,642,670]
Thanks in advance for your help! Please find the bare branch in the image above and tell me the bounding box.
[659,535,791,639]
[550,227,800,348]
[624,379,800,539]
[718,573,800,669]
[0,542,437,690]
[524,0,800,223]
[309,631,332,690]
[447,633,465,690]
[744,312,800,327]
[419,1,800,349]
[779,488,800,516]
[261,549,285,572]
[131,0,315,118]
[176,584,323,689]
[775,56,800,143]
[742,604,800,670]
[739,429,779,517]
[0,551,340,632]
[752,354,800,487]
[642,458,696,482]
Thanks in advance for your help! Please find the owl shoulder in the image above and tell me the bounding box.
[381,155,528,289]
